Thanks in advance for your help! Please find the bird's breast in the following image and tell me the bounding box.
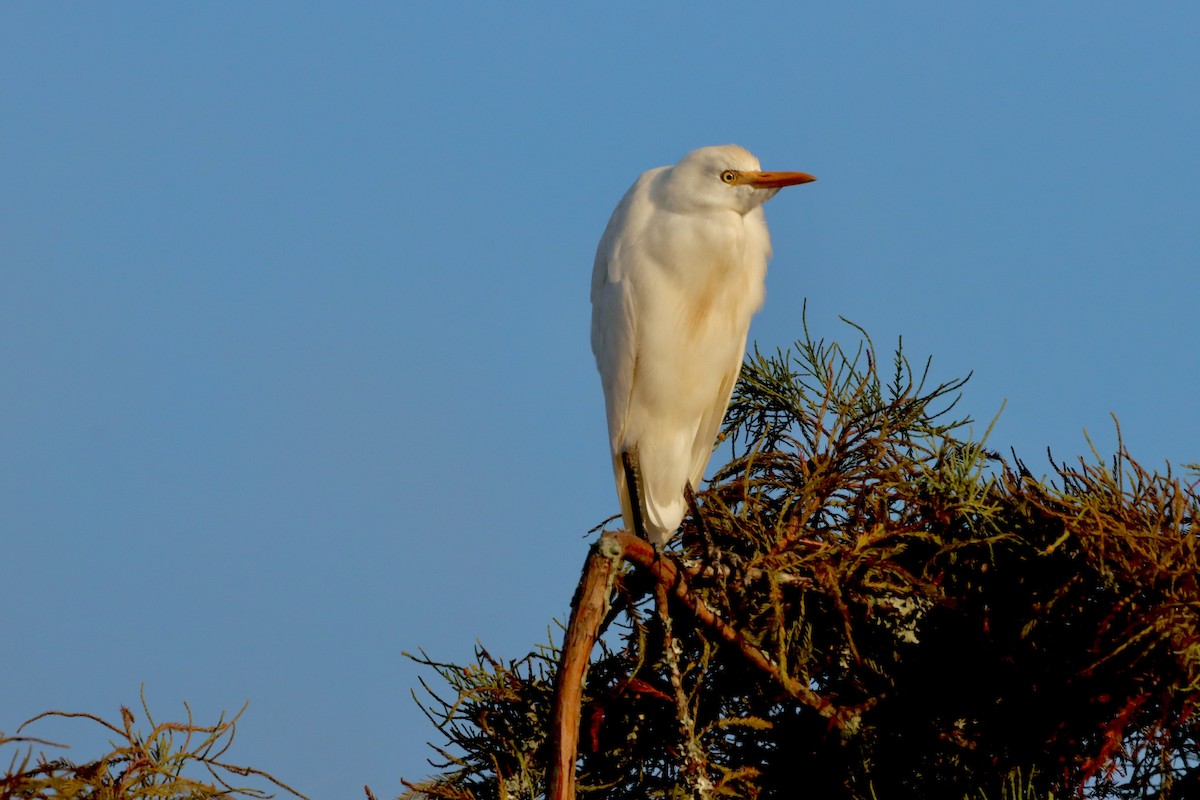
[645,211,769,343]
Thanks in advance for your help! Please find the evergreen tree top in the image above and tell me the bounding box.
[404,325,1200,800]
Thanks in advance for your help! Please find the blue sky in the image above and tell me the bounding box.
[3,4,1197,798]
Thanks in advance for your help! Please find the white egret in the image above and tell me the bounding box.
[591,144,815,546]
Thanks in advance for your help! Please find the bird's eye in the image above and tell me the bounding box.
[721,170,737,184]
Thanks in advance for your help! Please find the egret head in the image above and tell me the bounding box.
[663,144,816,215]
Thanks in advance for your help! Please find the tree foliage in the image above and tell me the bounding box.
[0,693,306,800]
[402,324,1200,800]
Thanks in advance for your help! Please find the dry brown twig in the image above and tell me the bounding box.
[3,693,309,800]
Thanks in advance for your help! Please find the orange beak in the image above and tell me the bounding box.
[738,170,817,189]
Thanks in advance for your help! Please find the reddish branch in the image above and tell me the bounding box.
[547,535,623,800]
[547,530,870,800]
[617,531,864,723]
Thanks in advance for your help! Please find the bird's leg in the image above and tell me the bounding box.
[613,449,659,623]
[685,481,719,567]
[621,448,650,544]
